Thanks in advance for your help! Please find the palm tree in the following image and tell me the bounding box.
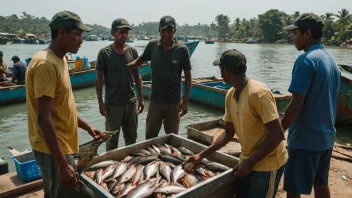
[325,12,335,22]
[293,11,300,19]
[233,18,241,31]
[335,9,351,27]
[215,14,230,40]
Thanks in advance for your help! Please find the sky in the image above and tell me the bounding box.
[2,0,352,27]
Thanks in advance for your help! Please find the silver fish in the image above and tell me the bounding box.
[168,145,182,156]
[194,167,207,178]
[177,147,194,155]
[144,161,159,180]
[102,164,116,181]
[159,146,172,155]
[128,156,142,165]
[182,173,200,188]
[203,161,229,172]
[171,165,185,185]
[110,183,125,195]
[138,149,151,156]
[160,163,172,183]
[131,151,146,157]
[111,162,128,179]
[89,160,119,170]
[117,182,137,198]
[100,182,109,192]
[147,146,158,155]
[121,156,134,163]
[154,185,187,194]
[152,145,161,155]
[127,180,157,198]
[132,165,144,185]
[139,169,144,184]
[95,169,103,184]
[118,165,137,184]
[159,155,182,165]
[136,155,159,164]
[158,179,169,187]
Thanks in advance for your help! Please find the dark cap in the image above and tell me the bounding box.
[111,18,132,31]
[49,11,92,32]
[213,49,247,74]
[11,55,20,60]
[0,51,3,57]
[159,16,176,29]
[284,13,324,31]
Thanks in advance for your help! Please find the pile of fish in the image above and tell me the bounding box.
[84,144,230,198]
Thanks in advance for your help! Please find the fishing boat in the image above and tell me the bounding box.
[38,39,47,44]
[24,33,38,44]
[12,38,25,44]
[0,37,7,45]
[86,35,99,41]
[140,36,151,41]
[337,65,352,124]
[205,40,214,44]
[139,76,292,115]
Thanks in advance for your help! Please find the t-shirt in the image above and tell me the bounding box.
[288,44,340,151]
[12,61,27,82]
[25,49,78,154]
[96,44,139,105]
[140,39,191,104]
[0,62,8,79]
[224,80,288,171]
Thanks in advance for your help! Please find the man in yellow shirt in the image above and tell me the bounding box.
[0,51,9,82]
[26,11,102,198]
[188,49,288,197]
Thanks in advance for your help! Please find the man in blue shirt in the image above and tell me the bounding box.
[10,55,27,85]
[281,13,340,198]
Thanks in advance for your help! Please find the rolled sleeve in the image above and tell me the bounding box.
[288,57,314,96]
[34,64,58,99]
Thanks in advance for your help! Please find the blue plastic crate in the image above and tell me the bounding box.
[11,152,42,182]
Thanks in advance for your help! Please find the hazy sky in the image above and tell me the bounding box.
[3,0,352,27]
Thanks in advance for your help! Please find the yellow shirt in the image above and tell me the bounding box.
[0,62,8,78]
[25,49,78,154]
[224,80,288,171]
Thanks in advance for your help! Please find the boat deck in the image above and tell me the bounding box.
[0,172,43,198]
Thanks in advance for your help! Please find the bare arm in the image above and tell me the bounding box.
[134,69,143,101]
[36,96,67,167]
[96,70,104,103]
[127,57,144,69]
[11,73,17,83]
[183,70,192,102]
[281,92,305,131]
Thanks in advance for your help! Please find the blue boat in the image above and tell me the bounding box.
[138,77,292,114]
[12,38,25,44]
[205,40,215,44]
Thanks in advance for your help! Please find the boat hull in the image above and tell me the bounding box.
[336,70,352,124]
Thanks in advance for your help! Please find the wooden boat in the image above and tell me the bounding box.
[337,65,352,124]
[205,40,215,44]
[339,64,352,73]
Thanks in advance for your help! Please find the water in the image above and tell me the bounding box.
[1,41,351,171]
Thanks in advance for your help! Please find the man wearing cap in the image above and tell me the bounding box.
[10,55,27,85]
[281,13,340,198]
[25,11,103,198]
[0,51,10,83]
[128,16,192,139]
[96,18,143,151]
[188,49,288,197]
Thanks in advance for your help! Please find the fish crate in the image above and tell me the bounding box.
[80,134,239,198]
[186,118,226,145]
[11,152,42,182]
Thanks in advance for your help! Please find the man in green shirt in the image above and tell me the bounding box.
[128,15,192,139]
[96,18,144,151]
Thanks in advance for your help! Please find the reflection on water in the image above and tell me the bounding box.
[0,41,351,171]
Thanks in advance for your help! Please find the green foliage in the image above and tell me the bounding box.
[258,9,286,42]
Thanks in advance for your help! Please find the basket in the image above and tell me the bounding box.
[11,152,42,182]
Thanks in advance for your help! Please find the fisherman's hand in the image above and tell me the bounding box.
[179,101,189,117]
[58,164,79,188]
[87,127,104,140]
[99,102,107,116]
[137,99,144,114]
[186,154,203,167]
[233,159,255,177]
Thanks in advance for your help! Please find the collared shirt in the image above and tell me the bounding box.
[12,61,27,82]
[288,43,340,151]
[140,38,191,104]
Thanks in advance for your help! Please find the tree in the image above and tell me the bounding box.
[215,14,230,40]
[336,9,351,27]
[258,9,286,42]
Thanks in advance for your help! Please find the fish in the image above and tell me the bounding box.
[147,146,158,155]
[173,154,187,162]
[181,173,200,188]
[100,182,109,192]
[194,167,207,178]
[126,180,158,198]
[118,165,137,184]
[101,164,116,181]
[159,179,169,187]
[177,147,194,155]
[159,155,183,165]
[159,146,172,155]
[111,162,128,180]
[136,155,159,165]
[144,161,159,180]
[132,165,144,185]
[152,145,161,155]
[110,183,125,195]
[121,156,134,163]
[202,161,230,172]
[160,163,172,183]
[140,149,152,156]
[168,145,182,156]
[107,179,117,191]
[170,165,185,185]
[154,185,187,194]
[117,182,137,198]
[89,160,119,170]
[84,171,95,180]
[139,169,144,184]
[95,169,103,184]
[130,151,146,157]
[128,156,142,165]
[204,169,215,178]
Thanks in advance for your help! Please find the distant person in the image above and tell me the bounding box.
[0,51,9,82]
[187,49,287,198]
[282,13,340,198]
[128,16,192,139]
[96,18,143,151]
[25,11,103,198]
[10,55,27,85]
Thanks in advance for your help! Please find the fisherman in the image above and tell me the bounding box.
[96,18,143,151]
[25,11,103,198]
[281,13,340,198]
[187,49,288,197]
[0,51,9,82]
[127,15,192,139]
[10,55,27,85]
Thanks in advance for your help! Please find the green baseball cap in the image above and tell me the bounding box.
[284,13,324,31]
[111,18,132,31]
[159,16,176,29]
[213,49,247,74]
[11,55,20,60]
[49,11,92,32]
